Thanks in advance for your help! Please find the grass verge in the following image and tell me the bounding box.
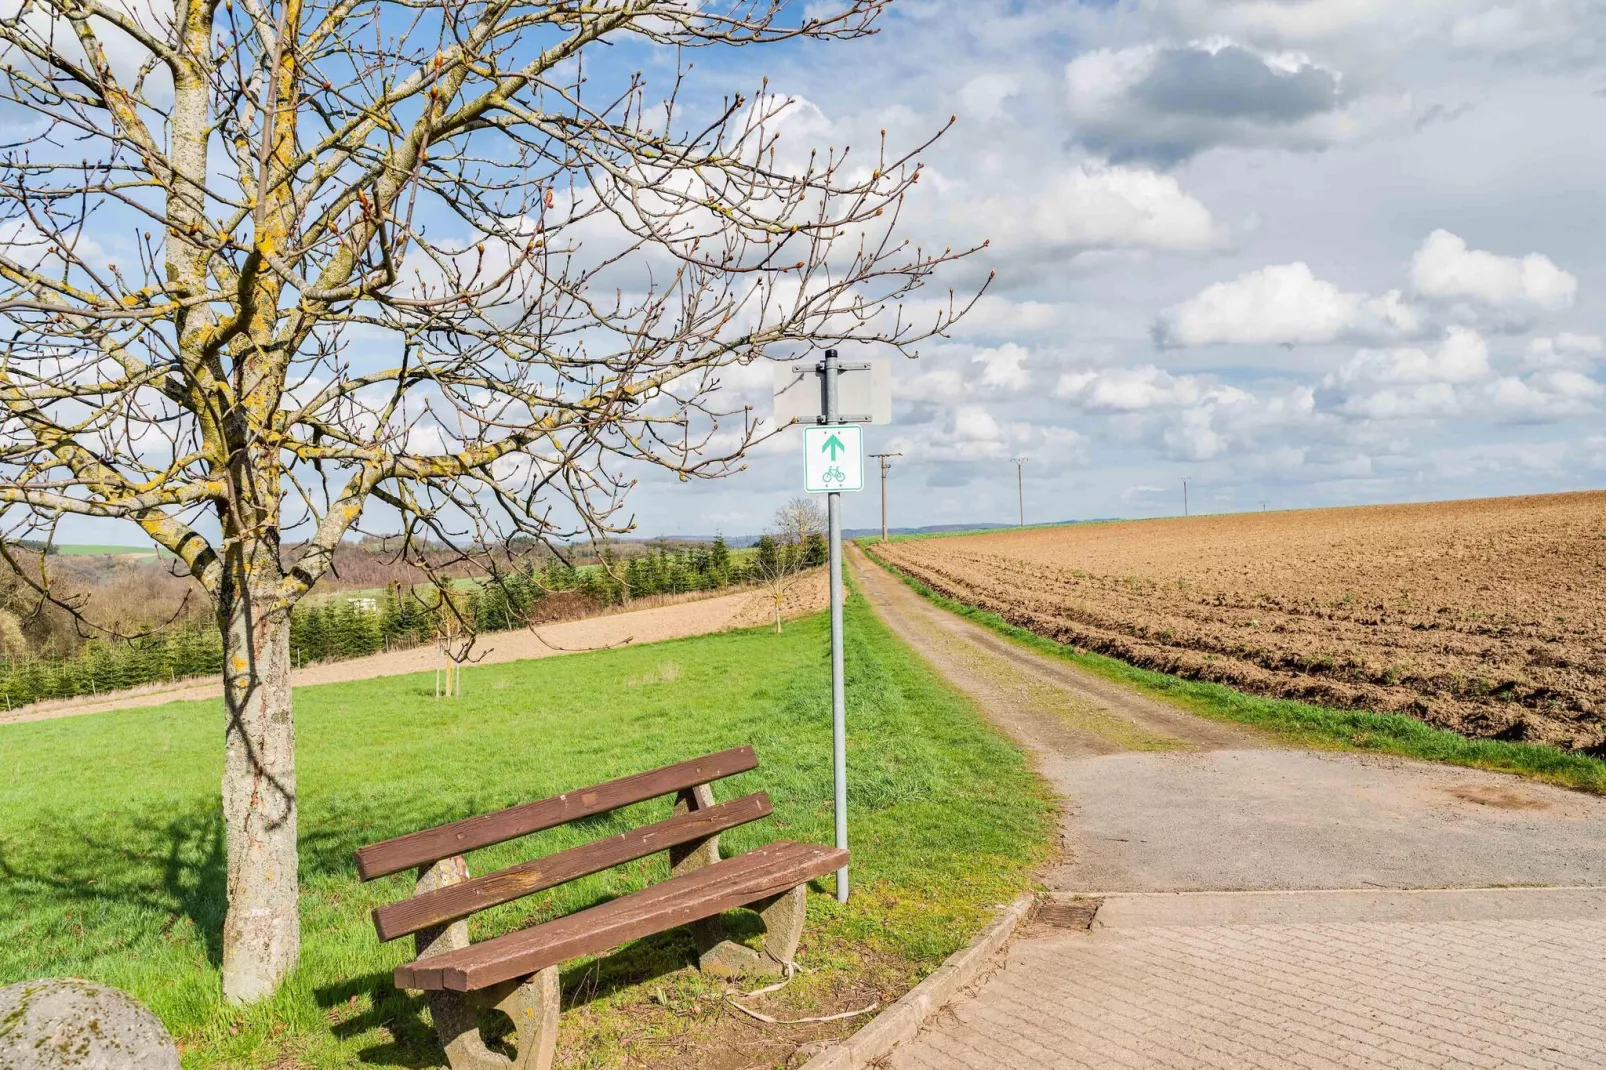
[0,589,1052,1069]
[859,542,1606,796]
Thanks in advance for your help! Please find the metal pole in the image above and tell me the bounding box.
[1183,478,1190,517]
[1012,457,1026,527]
[824,348,849,903]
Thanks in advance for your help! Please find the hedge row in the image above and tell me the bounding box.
[0,537,806,708]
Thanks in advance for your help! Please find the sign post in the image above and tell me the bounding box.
[777,348,883,905]
[823,350,849,903]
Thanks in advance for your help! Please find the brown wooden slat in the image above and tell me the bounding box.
[355,747,758,880]
[394,841,847,992]
[372,792,774,942]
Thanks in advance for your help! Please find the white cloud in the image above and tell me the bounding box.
[1056,362,1318,461]
[1149,0,1400,44]
[1320,328,1488,419]
[1153,262,1416,347]
[971,343,1031,392]
[1481,370,1605,419]
[1150,0,1606,70]
[0,217,110,274]
[978,163,1223,253]
[886,405,1088,469]
[898,342,1033,402]
[1522,333,1604,371]
[1330,382,1463,420]
[1409,229,1577,312]
[1120,484,1170,504]
[915,296,1071,337]
[1056,364,1210,411]
[405,423,448,455]
[1448,3,1606,66]
[1163,382,1314,460]
[953,405,1002,445]
[903,367,967,402]
[1158,230,1580,350]
[1318,327,1603,421]
[1325,327,1491,391]
[959,73,1022,121]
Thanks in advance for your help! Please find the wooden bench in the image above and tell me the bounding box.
[356,746,847,1070]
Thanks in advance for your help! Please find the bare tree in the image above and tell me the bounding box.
[750,495,824,632]
[0,0,980,1001]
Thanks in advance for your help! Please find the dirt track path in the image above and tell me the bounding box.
[0,576,826,727]
[850,545,1606,1069]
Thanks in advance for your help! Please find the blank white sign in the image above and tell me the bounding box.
[773,359,892,426]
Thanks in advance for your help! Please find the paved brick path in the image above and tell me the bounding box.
[890,889,1606,1070]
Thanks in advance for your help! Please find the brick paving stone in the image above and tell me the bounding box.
[885,894,1606,1070]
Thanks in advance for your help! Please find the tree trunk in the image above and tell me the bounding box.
[219,591,299,1003]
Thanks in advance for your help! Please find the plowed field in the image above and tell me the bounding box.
[874,492,1606,754]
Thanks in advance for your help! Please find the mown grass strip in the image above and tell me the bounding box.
[0,589,1051,1068]
[859,542,1606,796]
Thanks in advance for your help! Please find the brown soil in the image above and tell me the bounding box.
[1442,786,1550,810]
[874,491,1606,753]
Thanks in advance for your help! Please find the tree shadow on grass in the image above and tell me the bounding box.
[0,806,226,968]
[315,909,775,1068]
[314,971,441,1068]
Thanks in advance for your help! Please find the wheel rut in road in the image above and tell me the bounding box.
[853,544,1606,1067]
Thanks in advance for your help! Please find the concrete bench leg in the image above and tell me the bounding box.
[669,786,809,978]
[415,857,561,1070]
[698,884,807,978]
[427,969,559,1070]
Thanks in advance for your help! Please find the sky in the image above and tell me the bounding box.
[30,0,1606,547]
[627,0,1606,537]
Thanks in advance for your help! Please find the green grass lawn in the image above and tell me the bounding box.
[0,589,1051,1068]
[860,543,1606,795]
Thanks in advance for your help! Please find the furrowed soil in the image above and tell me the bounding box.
[874,491,1606,754]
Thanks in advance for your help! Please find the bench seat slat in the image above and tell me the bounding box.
[394,840,847,992]
[355,746,758,880]
[372,792,774,941]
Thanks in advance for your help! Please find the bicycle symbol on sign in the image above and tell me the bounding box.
[821,465,845,485]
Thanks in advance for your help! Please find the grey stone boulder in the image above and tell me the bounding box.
[0,979,179,1070]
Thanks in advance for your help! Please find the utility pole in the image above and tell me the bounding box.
[1012,457,1026,527]
[870,452,901,542]
[1260,500,1267,512]
[1182,477,1190,518]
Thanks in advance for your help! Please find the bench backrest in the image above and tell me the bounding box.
[356,746,768,942]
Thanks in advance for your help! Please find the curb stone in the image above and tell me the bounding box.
[795,893,1035,1070]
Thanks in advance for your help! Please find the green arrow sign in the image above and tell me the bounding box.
[803,425,863,492]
